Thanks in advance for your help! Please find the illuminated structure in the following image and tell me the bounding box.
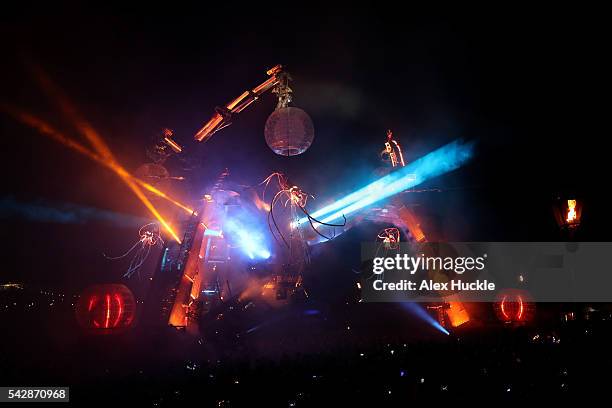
[147,170,273,332]
[381,130,405,168]
[13,67,477,338]
[194,65,314,156]
[195,65,284,142]
[444,299,470,328]
[147,128,182,163]
[379,131,471,329]
[261,172,345,300]
[151,171,229,332]
[265,107,314,156]
[377,227,401,250]
[265,172,345,248]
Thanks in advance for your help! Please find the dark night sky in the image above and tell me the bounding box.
[0,12,607,291]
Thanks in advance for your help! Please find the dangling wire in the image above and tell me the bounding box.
[297,205,347,241]
[104,222,164,279]
[261,172,347,249]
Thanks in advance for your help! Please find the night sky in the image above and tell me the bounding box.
[2,11,612,406]
[0,12,606,290]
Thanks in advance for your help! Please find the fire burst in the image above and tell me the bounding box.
[566,199,577,223]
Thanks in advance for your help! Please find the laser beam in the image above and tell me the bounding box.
[25,66,186,242]
[297,139,474,226]
[3,107,194,216]
[2,106,185,243]
[400,302,450,335]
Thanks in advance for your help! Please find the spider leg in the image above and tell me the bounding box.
[296,205,347,242]
[268,191,290,249]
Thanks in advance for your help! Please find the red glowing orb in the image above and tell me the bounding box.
[494,289,535,324]
[76,284,136,332]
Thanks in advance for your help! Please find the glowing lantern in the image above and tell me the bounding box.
[553,197,582,231]
[494,289,535,325]
[76,284,136,332]
[264,107,314,156]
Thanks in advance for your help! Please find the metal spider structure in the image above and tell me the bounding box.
[377,227,401,251]
[366,227,402,282]
[380,129,405,168]
[104,222,164,279]
[146,128,182,164]
[261,172,346,253]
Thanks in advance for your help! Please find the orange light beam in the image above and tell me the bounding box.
[3,106,183,242]
[26,67,185,242]
[135,180,194,215]
[3,107,193,215]
[31,65,116,162]
[111,163,182,243]
[29,66,183,242]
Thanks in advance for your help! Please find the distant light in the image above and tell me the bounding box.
[304,309,320,316]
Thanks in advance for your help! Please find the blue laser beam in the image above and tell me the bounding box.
[224,218,271,260]
[297,139,474,226]
[0,196,148,227]
[400,302,450,335]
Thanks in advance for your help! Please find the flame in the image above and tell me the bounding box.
[446,301,470,327]
[567,199,577,223]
